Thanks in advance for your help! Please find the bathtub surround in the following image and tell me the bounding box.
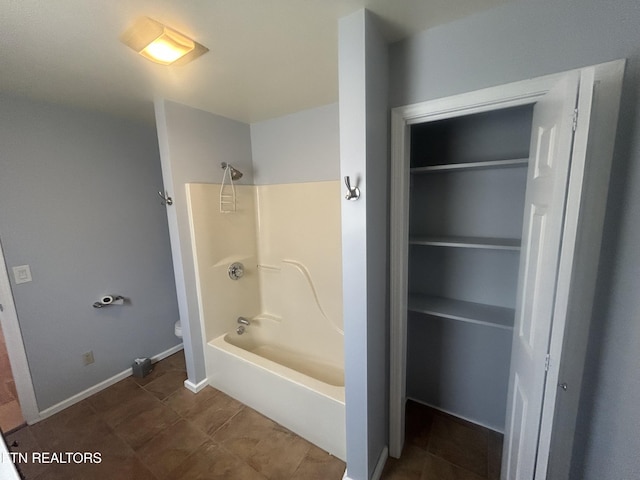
[186,184,260,341]
[187,181,343,341]
[0,94,181,412]
[187,181,345,458]
[255,182,343,328]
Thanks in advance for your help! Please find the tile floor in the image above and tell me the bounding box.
[5,352,345,480]
[5,351,500,480]
[381,401,503,480]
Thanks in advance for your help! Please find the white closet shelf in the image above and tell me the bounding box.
[408,294,515,330]
[409,235,521,251]
[410,158,528,174]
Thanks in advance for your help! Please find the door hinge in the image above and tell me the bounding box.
[572,108,579,132]
[544,354,551,372]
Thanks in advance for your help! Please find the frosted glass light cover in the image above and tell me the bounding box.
[120,17,208,66]
[139,29,195,65]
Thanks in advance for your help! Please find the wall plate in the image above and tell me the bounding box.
[12,265,32,284]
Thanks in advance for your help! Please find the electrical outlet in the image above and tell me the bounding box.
[82,351,95,366]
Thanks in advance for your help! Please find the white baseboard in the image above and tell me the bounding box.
[372,446,389,480]
[406,396,504,434]
[342,445,389,480]
[151,343,184,364]
[35,343,184,423]
[37,369,131,423]
[184,377,209,393]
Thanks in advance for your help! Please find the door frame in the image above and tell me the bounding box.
[389,60,624,478]
[0,239,40,424]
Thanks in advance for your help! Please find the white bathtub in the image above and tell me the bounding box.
[206,315,346,460]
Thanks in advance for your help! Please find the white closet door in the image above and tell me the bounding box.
[501,72,580,480]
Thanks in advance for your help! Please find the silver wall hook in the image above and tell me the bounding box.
[158,191,173,206]
[344,176,360,201]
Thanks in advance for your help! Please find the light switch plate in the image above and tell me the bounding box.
[12,265,32,284]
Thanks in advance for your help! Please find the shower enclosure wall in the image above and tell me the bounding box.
[186,180,345,459]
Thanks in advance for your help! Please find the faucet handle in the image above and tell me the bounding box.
[228,262,244,280]
[237,316,250,325]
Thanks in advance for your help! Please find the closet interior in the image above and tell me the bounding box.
[405,105,534,432]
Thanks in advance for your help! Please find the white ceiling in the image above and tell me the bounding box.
[1,0,508,124]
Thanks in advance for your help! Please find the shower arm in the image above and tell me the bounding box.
[221,162,243,181]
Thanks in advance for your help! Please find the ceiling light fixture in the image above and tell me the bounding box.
[120,17,208,66]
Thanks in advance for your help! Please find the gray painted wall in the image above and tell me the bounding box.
[389,1,640,478]
[363,13,389,477]
[339,10,389,480]
[250,103,339,184]
[154,100,253,385]
[0,94,180,410]
[407,313,512,430]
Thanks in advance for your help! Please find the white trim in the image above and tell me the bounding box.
[394,71,566,125]
[38,369,130,421]
[153,342,185,362]
[0,434,21,479]
[151,343,184,363]
[536,59,625,480]
[389,72,554,459]
[36,343,183,422]
[183,377,209,393]
[342,446,389,480]
[407,397,503,434]
[388,108,410,458]
[0,240,40,424]
[371,446,389,480]
[185,184,216,376]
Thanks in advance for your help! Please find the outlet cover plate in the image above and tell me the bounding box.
[82,351,95,366]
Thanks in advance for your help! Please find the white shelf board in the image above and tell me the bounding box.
[408,294,515,330]
[409,235,521,251]
[411,158,529,174]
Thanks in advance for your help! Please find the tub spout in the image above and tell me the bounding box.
[236,325,246,335]
[237,317,250,326]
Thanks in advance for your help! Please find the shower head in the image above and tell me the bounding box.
[221,162,243,181]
